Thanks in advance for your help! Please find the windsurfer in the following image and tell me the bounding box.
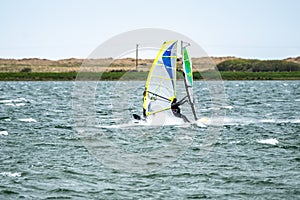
[171,97,190,123]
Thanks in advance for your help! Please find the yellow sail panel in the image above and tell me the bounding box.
[143,41,177,116]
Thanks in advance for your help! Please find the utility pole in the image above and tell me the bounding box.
[136,44,139,71]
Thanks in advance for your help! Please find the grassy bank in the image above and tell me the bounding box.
[0,72,145,81]
[0,72,77,81]
[219,71,300,80]
[0,71,300,81]
[217,59,300,72]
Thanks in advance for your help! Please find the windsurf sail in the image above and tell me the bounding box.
[182,43,197,120]
[143,41,178,116]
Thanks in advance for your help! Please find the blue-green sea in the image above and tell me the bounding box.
[0,81,299,199]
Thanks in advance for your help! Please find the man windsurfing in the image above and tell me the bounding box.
[171,97,190,123]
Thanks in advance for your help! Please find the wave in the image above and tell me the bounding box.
[257,138,279,145]
[223,105,234,110]
[4,103,26,107]
[0,117,11,121]
[0,172,21,177]
[259,119,276,123]
[0,97,26,103]
[1,98,27,107]
[259,119,300,124]
[207,117,300,126]
[18,118,37,122]
[291,119,300,124]
[0,131,8,136]
[229,140,241,144]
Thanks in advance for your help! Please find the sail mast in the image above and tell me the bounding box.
[181,41,198,121]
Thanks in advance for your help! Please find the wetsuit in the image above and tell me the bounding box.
[171,97,190,123]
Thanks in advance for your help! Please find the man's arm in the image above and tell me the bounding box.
[178,96,188,105]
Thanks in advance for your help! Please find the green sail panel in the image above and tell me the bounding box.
[182,46,197,120]
[182,47,193,101]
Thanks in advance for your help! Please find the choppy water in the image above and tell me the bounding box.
[0,81,299,199]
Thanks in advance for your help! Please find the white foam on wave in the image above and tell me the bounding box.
[97,117,300,129]
[1,98,27,107]
[4,103,26,107]
[223,105,234,110]
[208,107,221,111]
[135,114,186,126]
[206,116,296,126]
[18,118,37,122]
[15,103,26,107]
[259,119,300,124]
[196,118,208,127]
[259,119,276,123]
[177,135,193,140]
[207,105,233,111]
[220,117,300,126]
[97,123,139,129]
[203,117,244,126]
[292,119,300,124]
[257,138,279,145]
[4,103,15,106]
[229,140,241,144]
[1,100,15,103]
[0,97,26,103]
[0,131,8,136]
[97,115,207,129]
[0,172,21,177]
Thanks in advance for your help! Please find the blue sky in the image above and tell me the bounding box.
[0,0,299,59]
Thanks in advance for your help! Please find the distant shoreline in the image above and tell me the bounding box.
[1,56,299,81]
[0,71,299,81]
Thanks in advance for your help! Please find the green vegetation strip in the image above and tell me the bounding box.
[217,59,300,72]
[220,71,300,80]
[0,72,77,81]
[0,71,300,81]
[0,72,145,81]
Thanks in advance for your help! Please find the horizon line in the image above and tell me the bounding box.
[0,55,299,61]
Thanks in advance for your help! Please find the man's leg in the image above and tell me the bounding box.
[180,114,190,123]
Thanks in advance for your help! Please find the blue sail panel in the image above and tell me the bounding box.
[162,42,175,81]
